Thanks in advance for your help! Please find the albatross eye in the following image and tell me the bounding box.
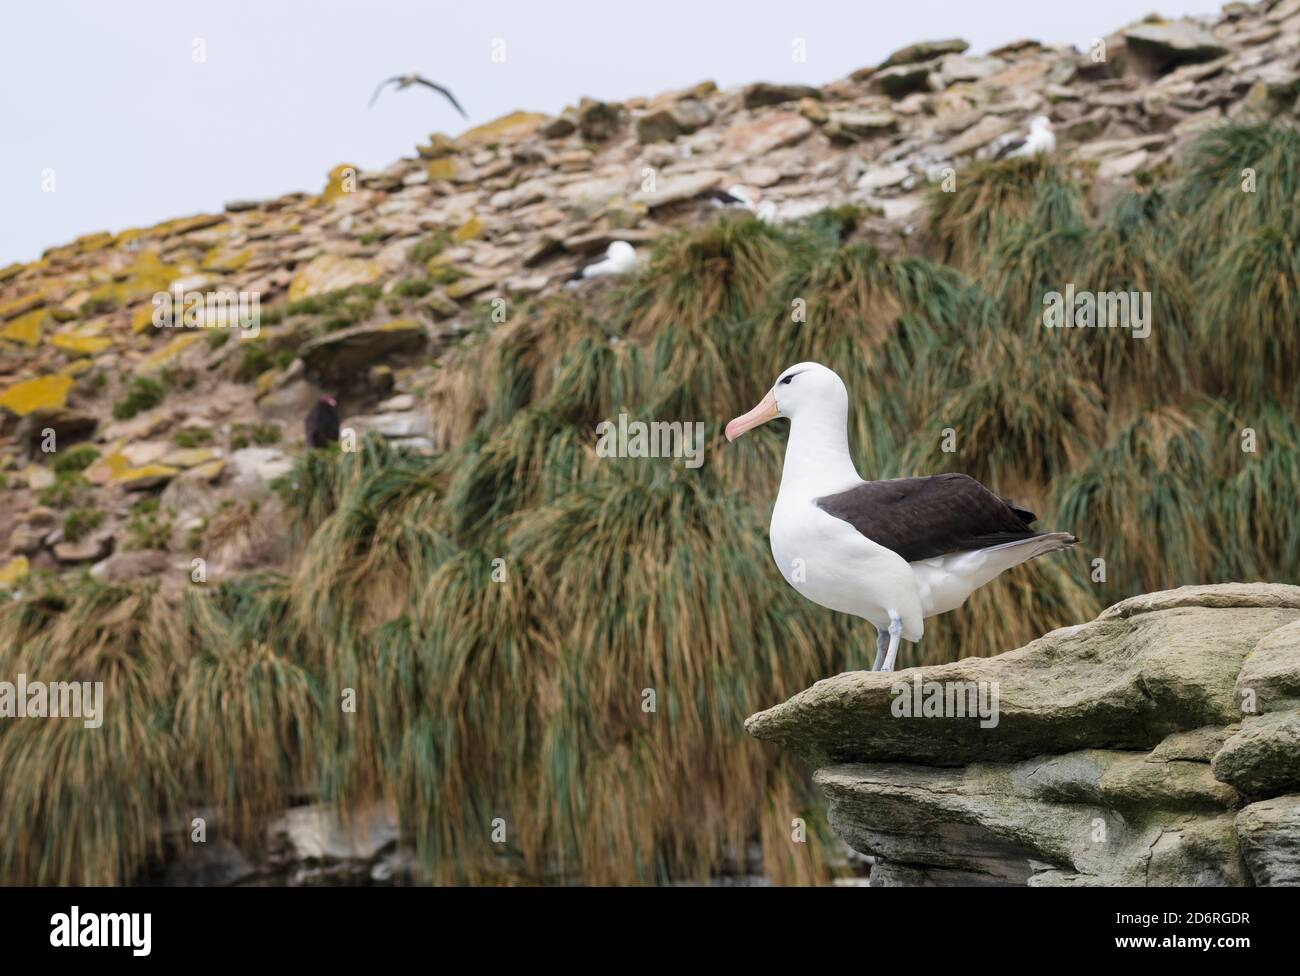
[779,375,794,385]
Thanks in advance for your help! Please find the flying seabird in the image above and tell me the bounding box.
[368,74,467,118]
[994,115,1055,160]
[305,394,340,448]
[564,240,637,286]
[725,362,1075,672]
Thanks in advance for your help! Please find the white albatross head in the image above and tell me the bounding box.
[605,240,637,271]
[1028,115,1052,133]
[724,362,848,441]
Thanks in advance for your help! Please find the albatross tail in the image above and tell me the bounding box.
[913,532,1078,618]
[980,531,1077,560]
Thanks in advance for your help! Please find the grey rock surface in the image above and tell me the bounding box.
[750,584,1300,885]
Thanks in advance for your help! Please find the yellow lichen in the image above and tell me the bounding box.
[254,369,280,399]
[1,308,47,346]
[0,374,74,416]
[323,164,360,204]
[201,245,252,273]
[287,254,383,301]
[60,359,94,378]
[192,459,225,481]
[131,304,157,334]
[161,448,222,468]
[426,158,458,181]
[84,449,130,485]
[113,464,180,488]
[51,334,112,357]
[453,216,485,242]
[135,332,204,373]
[458,111,548,144]
[0,556,29,588]
[0,291,45,320]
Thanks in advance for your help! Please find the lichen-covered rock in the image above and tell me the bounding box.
[1212,711,1300,797]
[742,82,822,109]
[458,110,548,145]
[750,584,1300,886]
[880,38,969,69]
[300,318,427,382]
[1100,582,1300,619]
[746,589,1300,767]
[824,110,899,141]
[1124,21,1230,74]
[1,308,47,346]
[1236,795,1300,886]
[636,99,714,143]
[871,62,938,97]
[631,170,726,209]
[90,549,172,584]
[227,447,293,493]
[50,333,111,357]
[577,99,624,141]
[721,112,814,158]
[0,374,74,416]
[114,463,181,490]
[0,555,29,587]
[287,254,384,302]
[1236,618,1300,713]
[815,758,1247,887]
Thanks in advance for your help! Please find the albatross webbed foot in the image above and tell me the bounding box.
[880,610,903,673]
[872,629,888,671]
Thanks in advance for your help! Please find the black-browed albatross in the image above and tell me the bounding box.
[368,74,468,118]
[725,362,1075,672]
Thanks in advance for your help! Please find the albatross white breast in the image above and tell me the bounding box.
[725,362,1076,672]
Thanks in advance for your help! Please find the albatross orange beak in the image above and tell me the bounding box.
[725,391,778,442]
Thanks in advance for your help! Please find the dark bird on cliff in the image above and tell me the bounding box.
[725,363,1076,672]
[305,395,340,448]
[696,184,778,222]
[368,74,468,118]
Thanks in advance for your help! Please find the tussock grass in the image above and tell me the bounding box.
[927,156,1062,273]
[7,120,1300,887]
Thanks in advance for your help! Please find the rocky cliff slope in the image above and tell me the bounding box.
[3,2,1300,587]
[746,584,1300,885]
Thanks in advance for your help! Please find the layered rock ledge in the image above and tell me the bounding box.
[746,583,1300,886]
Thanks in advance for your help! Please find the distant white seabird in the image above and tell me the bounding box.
[564,240,637,286]
[369,74,467,118]
[725,362,1075,672]
[700,185,778,222]
[995,115,1056,160]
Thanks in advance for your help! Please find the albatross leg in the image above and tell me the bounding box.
[881,610,903,673]
[872,629,888,671]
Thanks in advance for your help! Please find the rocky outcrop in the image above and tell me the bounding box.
[747,584,1300,886]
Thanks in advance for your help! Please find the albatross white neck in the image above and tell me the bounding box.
[778,405,862,499]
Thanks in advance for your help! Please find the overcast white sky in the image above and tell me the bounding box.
[2,0,1224,265]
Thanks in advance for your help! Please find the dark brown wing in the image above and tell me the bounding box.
[993,135,1027,159]
[411,76,468,118]
[815,473,1039,561]
[368,77,403,109]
